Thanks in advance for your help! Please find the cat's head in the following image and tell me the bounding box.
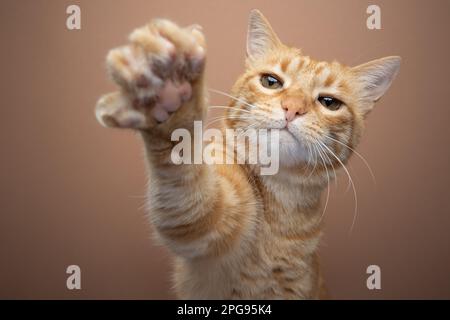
[227,10,400,172]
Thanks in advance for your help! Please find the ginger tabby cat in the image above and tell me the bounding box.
[95,10,400,299]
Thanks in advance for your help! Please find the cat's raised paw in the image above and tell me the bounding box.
[97,19,206,129]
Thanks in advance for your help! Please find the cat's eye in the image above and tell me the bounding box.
[260,74,283,89]
[318,96,343,111]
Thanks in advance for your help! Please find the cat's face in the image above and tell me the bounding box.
[226,10,400,171]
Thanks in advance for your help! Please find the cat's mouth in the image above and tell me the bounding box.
[282,125,299,138]
[279,127,299,143]
[280,126,311,148]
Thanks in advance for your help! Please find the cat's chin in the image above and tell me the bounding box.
[278,129,310,167]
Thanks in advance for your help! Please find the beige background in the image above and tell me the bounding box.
[1,0,449,299]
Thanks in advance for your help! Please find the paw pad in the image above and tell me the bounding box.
[98,19,205,128]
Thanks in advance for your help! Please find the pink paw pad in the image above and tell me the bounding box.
[178,82,192,102]
[151,104,170,122]
[151,80,192,122]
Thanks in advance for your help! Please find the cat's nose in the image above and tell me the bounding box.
[282,99,307,122]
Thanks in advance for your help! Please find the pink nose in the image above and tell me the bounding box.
[281,97,307,121]
[284,108,307,122]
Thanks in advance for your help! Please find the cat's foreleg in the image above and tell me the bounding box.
[96,20,257,259]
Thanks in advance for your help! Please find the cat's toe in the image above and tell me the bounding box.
[99,19,206,129]
[96,92,148,129]
[131,19,206,83]
[106,45,163,104]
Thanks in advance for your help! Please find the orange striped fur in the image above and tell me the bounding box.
[95,10,400,299]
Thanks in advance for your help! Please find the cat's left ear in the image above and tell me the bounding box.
[351,56,401,114]
[247,9,282,59]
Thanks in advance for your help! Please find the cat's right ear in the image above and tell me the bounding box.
[351,56,401,116]
[247,10,282,59]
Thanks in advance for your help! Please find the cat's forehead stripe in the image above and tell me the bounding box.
[286,57,301,73]
[304,57,312,71]
[270,54,346,92]
[280,58,291,72]
[324,73,336,87]
[338,80,350,94]
[314,63,326,76]
[278,56,315,74]
[296,58,305,71]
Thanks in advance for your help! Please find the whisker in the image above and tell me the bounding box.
[317,142,338,187]
[207,115,256,122]
[323,134,376,185]
[318,140,358,234]
[208,105,253,114]
[207,102,276,128]
[303,141,313,175]
[206,119,241,128]
[205,115,263,127]
[305,140,318,178]
[313,141,330,223]
[306,142,319,179]
[209,88,258,110]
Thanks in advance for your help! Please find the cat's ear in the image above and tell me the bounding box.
[351,56,401,113]
[247,9,282,59]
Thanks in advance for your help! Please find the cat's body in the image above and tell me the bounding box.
[171,167,327,299]
[96,10,400,299]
